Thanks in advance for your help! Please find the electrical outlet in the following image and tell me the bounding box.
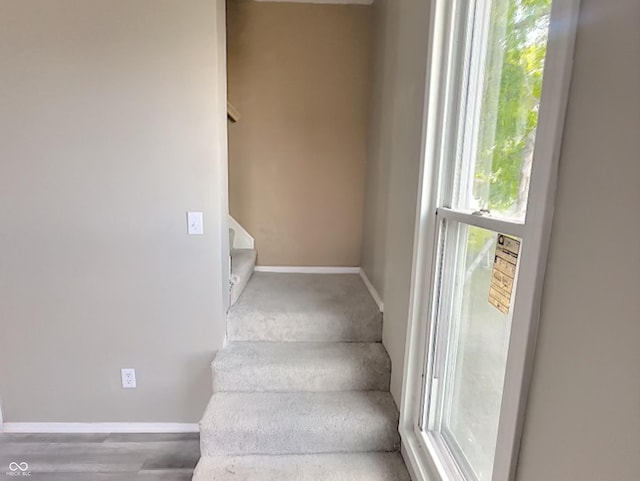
[121,368,136,389]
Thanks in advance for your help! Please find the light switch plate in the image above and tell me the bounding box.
[187,211,204,235]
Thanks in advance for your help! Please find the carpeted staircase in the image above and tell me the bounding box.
[193,272,410,480]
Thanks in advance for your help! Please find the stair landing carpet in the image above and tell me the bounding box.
[193,272,410,480]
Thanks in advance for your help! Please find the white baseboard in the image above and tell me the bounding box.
[359,268,384,312]
[254,266,361,274]
[1,423,199,434]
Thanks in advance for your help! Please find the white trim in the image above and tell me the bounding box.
[402,436,439,481]
[359,268,384,313]
[228,215,255,249]
[399,1,448,480]
[254,0,374,5]
[254,266,360,274]
[1,423,199,434]
[437,208,525,239]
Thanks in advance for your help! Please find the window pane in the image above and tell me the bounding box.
[441,225,519,480]
[454,0,552,220]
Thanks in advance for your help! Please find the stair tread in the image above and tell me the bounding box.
[199,391,400,456]
[228,273,382,342]
[193,453,410,481]
[213,342,391,392]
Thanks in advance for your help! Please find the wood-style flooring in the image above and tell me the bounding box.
[0,433,199,481]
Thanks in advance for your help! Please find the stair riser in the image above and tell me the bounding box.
[228,314,383,342]
[213,365,390,392]
[193,453,411,481]
[212,344,391,392]
[200,422,400,456]
[199,392,400,457]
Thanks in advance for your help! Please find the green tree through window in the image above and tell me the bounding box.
[474,0,551,218]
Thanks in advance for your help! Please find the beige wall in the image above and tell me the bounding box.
[0,0,228,422]
[516,0,640,478]
[227,1,372,266]
[362,0,640,477]
[360,0,391,297]
[362,0,431,402]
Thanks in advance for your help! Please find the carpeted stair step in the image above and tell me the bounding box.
[199,391,400,456]
[229,248,257,307]
[227,273,382,342]
[192,452,411,481]
[212,342,391,392]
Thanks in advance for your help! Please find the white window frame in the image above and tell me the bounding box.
[399,1,582,481]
